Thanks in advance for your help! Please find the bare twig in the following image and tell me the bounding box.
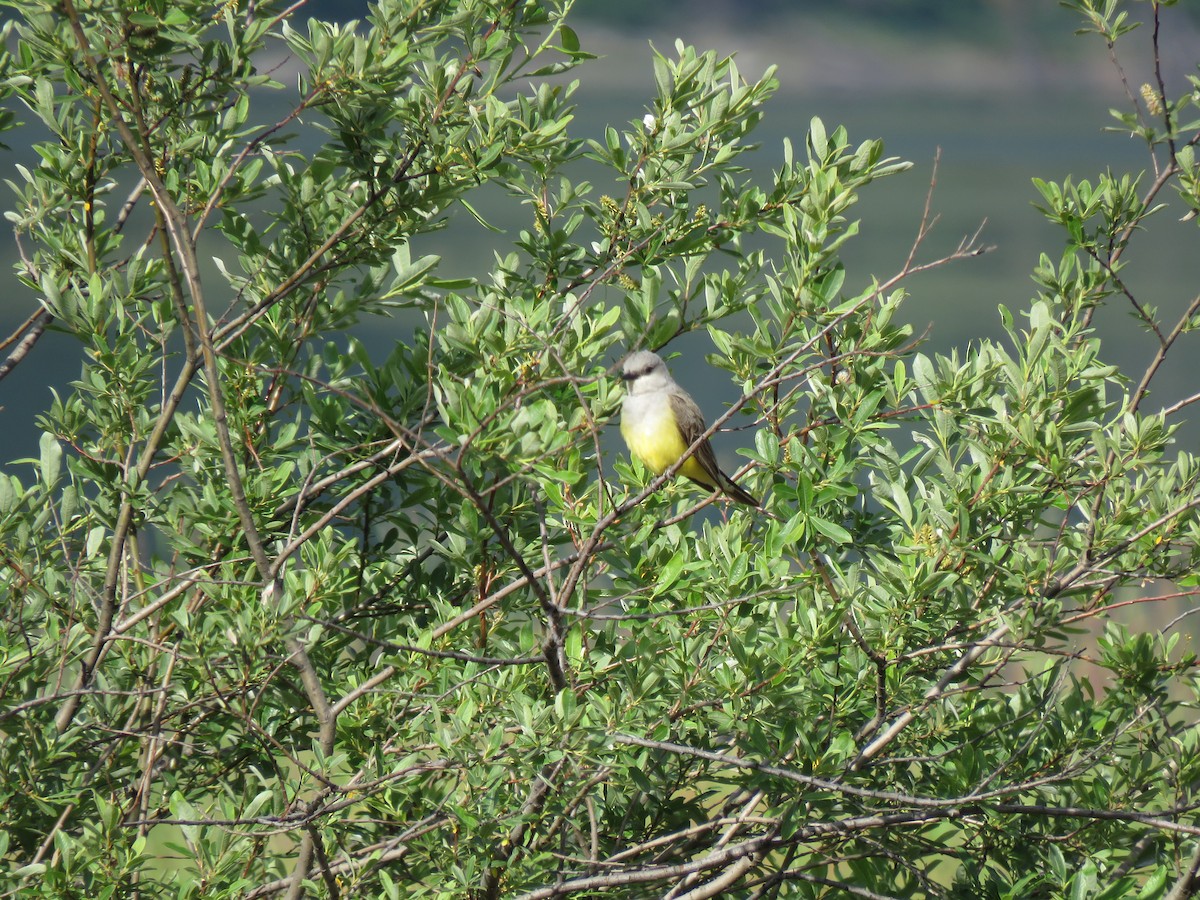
[0,308,51,382]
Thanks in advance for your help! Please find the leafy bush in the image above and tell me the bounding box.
[2,0,1199,897]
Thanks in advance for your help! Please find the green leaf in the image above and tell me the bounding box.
[39,432,61,489]
[809,115,828,158]
[808,515,852,545]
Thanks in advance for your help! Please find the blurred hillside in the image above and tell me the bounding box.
[305,0,1200,32]
[570,0,1060,32]
[300,0,1199,95]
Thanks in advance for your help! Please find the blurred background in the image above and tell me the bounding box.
[3,0,1200,463]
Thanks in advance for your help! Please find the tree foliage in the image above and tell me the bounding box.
[2,0,1200,897]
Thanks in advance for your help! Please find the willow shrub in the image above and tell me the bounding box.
[2,0,1200,897]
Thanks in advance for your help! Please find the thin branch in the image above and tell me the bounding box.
[1165,839,1200,900]
[0,308,52,382]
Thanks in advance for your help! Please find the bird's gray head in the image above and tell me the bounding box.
[621,350,672,395]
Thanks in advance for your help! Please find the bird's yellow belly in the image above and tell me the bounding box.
[620,396,714,486]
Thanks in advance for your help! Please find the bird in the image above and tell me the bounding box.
[620,350,759,507]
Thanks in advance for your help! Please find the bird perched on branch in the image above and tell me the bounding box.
[620,350,758,507]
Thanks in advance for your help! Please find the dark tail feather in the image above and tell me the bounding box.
[686,473,759,508]
[719,473,759,508]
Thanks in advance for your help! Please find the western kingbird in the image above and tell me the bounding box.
[620,350,759,507]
